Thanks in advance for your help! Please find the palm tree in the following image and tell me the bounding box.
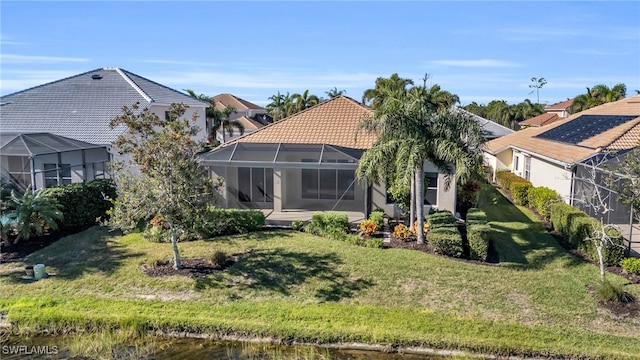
[184,89,218,140]
[485,100,513,128]
[290,89,321,114]
[528,77,547,104]
[362,73,414,109]
[5,188,63,244]
[569,83,627,114]
[266,91,288,121]
[512,99,544,124]
[212,105,243,144]
[425,84,460,111]
[326,87,346,98]
[357,80,485,243]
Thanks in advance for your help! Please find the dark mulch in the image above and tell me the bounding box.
[141,257,236,279]
[585,284,640,319]
[0,230,73,264]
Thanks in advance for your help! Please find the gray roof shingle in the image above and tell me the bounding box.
[0,68,208,145]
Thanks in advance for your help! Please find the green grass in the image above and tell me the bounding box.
[1,184,639,358]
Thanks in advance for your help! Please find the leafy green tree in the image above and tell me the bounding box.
[425,83,460,111]
[485,100,513,128]
[362,73,415,109]
[266,91,289,121]
[357,76,485,243]
[512,99,545,124]
[3,188,63,245]
[528,77,547,104]
[462,102,487,118]
[109,103,216,269]
[325,87,346,98]
[290,89,321,113]
[569,83,626,114]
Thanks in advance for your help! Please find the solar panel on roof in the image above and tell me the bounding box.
[535,115,638,145]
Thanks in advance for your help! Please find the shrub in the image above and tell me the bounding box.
[369,211,384,229]
[411,220,429,235]
[495,170,524,190]
[45,179,117,232]
[456,180,481,216]
[305,212,349,238]
[291,220,305,231]
[210,250,227,268]
[465,208,487,225]
[427,227,464,258]
[549,202,587,239]
[509,181,532,206]
[595,279,636,303]
[195,207,265,237]
[427,211,456,228]
[392,223,412,241]
[344,234,384,248]
[468,224,492,261]
[359,219,378,236]
[621,258,640,275]
[142,225,170,243]
[527,187,560,219]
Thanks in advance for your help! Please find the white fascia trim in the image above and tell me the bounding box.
[509,145,573,169]
[114,68,152,103]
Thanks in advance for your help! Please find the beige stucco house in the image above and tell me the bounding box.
[201,96,459,221]
[210,93,272,143]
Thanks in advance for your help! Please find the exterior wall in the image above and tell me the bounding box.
[528,156,573,202]
[483,149,513,182]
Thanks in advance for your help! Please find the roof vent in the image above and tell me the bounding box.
[91,74,103,80]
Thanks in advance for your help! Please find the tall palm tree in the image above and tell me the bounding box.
[425,84,460,111]
[184,89,217,139]
[485,100,513,128]
[212,105,244,143]
[362,73,414,109]
[357,81,485,243]
[266,91,288,121]
[512,99,544,124]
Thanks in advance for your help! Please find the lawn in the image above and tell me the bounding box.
[1,184,639,358]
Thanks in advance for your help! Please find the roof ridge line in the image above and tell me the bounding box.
[114,68,152,103]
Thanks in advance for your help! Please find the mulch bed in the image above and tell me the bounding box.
[0,230,72,264]
[140,257,236,278]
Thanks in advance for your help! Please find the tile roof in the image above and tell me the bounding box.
[212,93,263,111]
[454,107,514,139]
[545,99,573,110]
[0,68,209,145]
[236,116,264,131]
[518,113,560,127]
[223,96,377,149]
[485,95,640,164]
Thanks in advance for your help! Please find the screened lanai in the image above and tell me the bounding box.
[0,132,111,190]
[200,142,369,214]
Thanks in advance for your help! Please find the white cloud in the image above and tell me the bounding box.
[429,59,520,68]
[1,54,90,64]
[0,69,84,95]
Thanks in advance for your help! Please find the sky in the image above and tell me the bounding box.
[1,1,639,107]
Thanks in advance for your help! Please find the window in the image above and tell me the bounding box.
[424,172,438,206]
[44,163,58,188]
[238,167,273,203]
[7,156,31,189]
[301,160,354,200]
[524,156,531,180]
[514,155,520,171]
[385,172,438,206]
[44,163,71,187]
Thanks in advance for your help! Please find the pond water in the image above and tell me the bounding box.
[2,335,445,359]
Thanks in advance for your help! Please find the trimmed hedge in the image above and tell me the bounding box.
[427,226,464,258]
[621,258,640,275]
[527,187,560,219]
[509,181,533,206]
[196,207,265,237]
[468,224,492,262]
[466,208,487,225]
[427,211,456,228]
[45,179,117,231]
[549,202,625,265]
[495,170,526,190]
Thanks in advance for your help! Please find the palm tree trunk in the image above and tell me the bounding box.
[410,174,416,225]
[167,214,182,270]
[415,165,425,244]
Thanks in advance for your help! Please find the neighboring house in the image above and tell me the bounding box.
[518,99,574,129]
[201,96,512,221]
[454,107,514,140]
[483,95,640,254]
[0,68,210,147]
[211,93,272,143]
[0,133,110,190]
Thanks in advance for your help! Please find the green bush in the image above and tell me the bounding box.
[291,220,305,231]
[466,208,487,225]
[305,212,349,238]
[495,170,525,190]
[369,211,384,229]
[468,224,492,261]
[196,207,265,237]
[427,227,464,258]
[210,250,227,268]
[549,202,587,239]
[45,179,117,232]
[509,181,533,206]
[344,234,384,248]
[427,211,456,228]
[456,180,481,216]
[528,187,560,219]
[621,258,640,275]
